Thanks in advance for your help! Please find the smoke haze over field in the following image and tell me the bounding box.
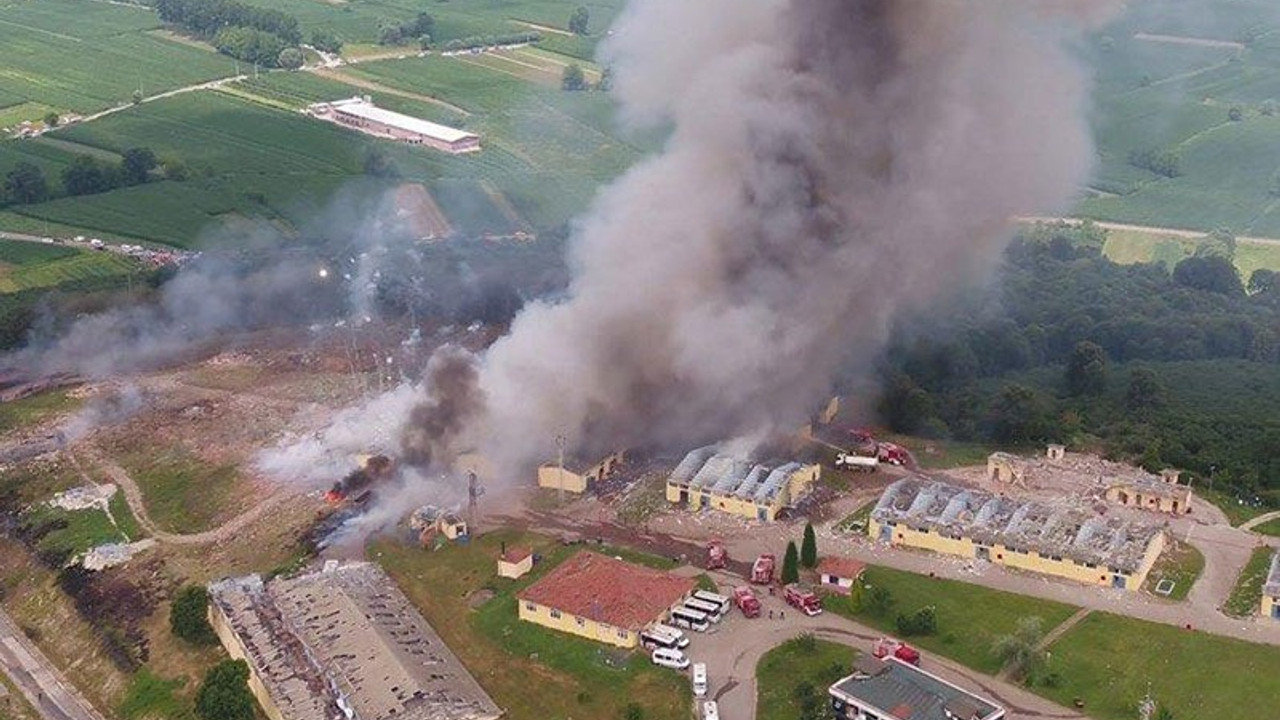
[278,0,1113,499]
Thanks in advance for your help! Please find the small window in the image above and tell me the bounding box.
[550,609,562,619]
[524,602,536,611]
[576,616,586,627]
[617,628,628,639]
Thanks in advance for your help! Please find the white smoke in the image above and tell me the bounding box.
[267,0,1112,492]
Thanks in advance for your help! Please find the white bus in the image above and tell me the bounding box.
[670,607,710,632]
[692,590,731,615]
[683,598,723,622]
[640,628,683,651]
[652,623,690,648]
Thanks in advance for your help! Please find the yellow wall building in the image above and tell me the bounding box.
[498,546,534,579]
[869,478,1166,591]
[536,450,627,494]
[1263,552,1280,621]
[665,446,821,522]
[517,551,695,648]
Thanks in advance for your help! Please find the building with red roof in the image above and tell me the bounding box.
[516,551,695,648]
[498,545,534,579]
[817,556,867,595]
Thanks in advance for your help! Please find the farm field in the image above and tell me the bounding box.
[1037,611,1280,719]
[0,0,235,118]
[1100,228,1280,277]
[1080,0,1280,233]
[373,531,691,720]
[0,242,140,294]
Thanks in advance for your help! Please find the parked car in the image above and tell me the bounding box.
[651,647,690,670]
[703,700,720,720]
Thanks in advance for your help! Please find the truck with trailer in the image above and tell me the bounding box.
[750,554,776,584]
[783,584,823,616]
[732,586,761,618]
[835,453,879,472]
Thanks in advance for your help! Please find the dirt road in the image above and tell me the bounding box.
[78,447,294,545]
[0,610,106,720]
[1240,510,1280,531]
[1016,216,1280,247]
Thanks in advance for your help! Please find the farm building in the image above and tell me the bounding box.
[665,446,821,522]
[498,545,533,579]
[207,562,501,720]
[816,556,866,595]
[1264,552,1280,621]
[869,478,1166,591]
[309,97,480,153]
[517,551,695,648]
[536,450,626,494]
[828,656,1005,720]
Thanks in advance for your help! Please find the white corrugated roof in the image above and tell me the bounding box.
[328,98,477,144]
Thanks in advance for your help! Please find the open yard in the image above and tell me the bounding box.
[1037,611,1280,719]
[825,565,1078,675]
[0,241,141,294]
[0,389,80,435]
[114,446,244,534]
[1223,545,1275,617]
[373,530,691,720]
[756,636,854,720]
[1140,538,1205,601]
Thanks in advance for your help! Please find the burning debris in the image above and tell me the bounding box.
[324,454,396,506]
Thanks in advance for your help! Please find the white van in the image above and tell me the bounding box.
[692,663,707,698]
[653,623,690,648]
[651,647,690,670]
[671,608,710,632]
[702,700,719,720]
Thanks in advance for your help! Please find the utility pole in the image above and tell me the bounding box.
[556,433,566,506]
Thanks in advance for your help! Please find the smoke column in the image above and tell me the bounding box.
[449,0,1109,474]
[266,0,1116,489]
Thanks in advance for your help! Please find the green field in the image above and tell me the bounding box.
[1223,546,1275,616]
[0,240,141,294]
[1254,517,1280,536]
[1140,539,1204,601]
[116,446,241,534]
[374,531,690,720]
[0,0,235,117]
[756,636,854,720]
[20,489,141,564]
[0,389,81,435]
[1038,612,1280,719]
[826,565,1078,674]
[1080,1,1280,233]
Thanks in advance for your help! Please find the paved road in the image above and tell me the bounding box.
[686,574,1085,720]
[0,610,105,720]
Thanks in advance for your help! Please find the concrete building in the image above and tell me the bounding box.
[208,562,501,720]
[517,551,694,648]
[828,656,1005,720]
[869,478,1166,590]
[1264,552,1280,621]
[497,546,533,580]
[1104,475,1192,515]
[536,450,626,494]
[987,449,1191,516]
[816,556,866,595]
[665,446,821,522]
[309,97,480,153]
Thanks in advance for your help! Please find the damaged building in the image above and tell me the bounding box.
[665,446,821,522]
[987,447,1191,516]
[535,450,626,494]
[208,562,502,720]
[869,478,1166,590]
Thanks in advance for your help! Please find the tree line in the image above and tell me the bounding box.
[2,147,183,209]
[875,222,1280,504]
[150,0,303,67]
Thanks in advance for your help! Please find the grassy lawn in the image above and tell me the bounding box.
[1198,487,1275,526]
[373,530,691,720]
[1038,612,1280,719]
[21,504,126,563]
[118,669,195,720]
[116,446,241,534]
[756,636,854,720]
[883,434,993,470]
[826,566,1078,675]
[1140,539,1204,602]
[0,389,81,434]
[1223,546,1275,617]
[1253,518,1280,537]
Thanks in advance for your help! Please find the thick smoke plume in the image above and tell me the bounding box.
[457,0,1107,474]
[266,0,1115,496]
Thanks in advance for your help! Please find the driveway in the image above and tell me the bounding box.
[682,573,1084,720]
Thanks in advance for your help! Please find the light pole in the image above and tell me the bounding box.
[556,433,566,506]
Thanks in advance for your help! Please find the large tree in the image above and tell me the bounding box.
[568,6,589,35]
[800,523,817,569]
[62,155,118,196]
[562,63,587,91]
[1064,340,1107,397]
[3,162,49,205]
[781,541,800,585]
[1125,367,1165,416]
[1173,255,1244,296]
[121,147,158,186]
[195,660,255,720]
[992,616,1047,682]
[170,586,216,645]
[988,383,1051,445]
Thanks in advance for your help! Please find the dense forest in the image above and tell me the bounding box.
[876,223,1280,506]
